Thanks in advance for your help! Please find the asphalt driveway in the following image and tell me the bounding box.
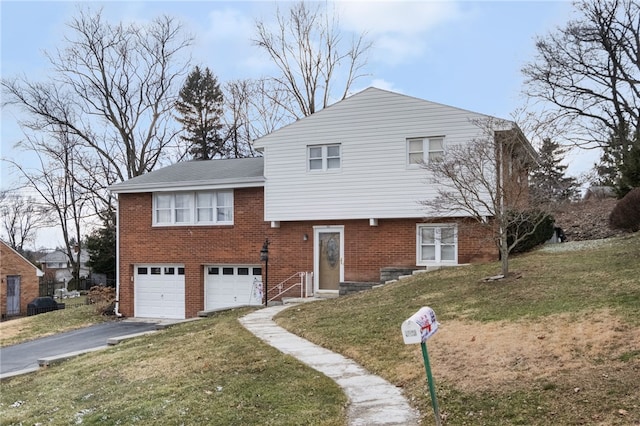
[0,321,160,378]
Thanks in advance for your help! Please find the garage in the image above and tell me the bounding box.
[135,265,185,319]
[204,265,263,310]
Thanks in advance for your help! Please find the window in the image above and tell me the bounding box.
[416,225,457,265]
[308,144,341,171]
[153,190,233,226]
[407,137,445,166]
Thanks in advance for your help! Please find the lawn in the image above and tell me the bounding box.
[0,297,111,348]
[275,234,640,425]
[0,308,347,425]
[1,234,638,425]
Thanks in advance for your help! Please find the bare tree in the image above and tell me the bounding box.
[7,129,90,285]
[522,0,639,153]
[421,118,545,276]
[253,1,371,119]
[223,78,290,157]
[0,191,52,253]
[2,8,192,186]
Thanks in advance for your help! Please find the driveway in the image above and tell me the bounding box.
[0,321,160,378]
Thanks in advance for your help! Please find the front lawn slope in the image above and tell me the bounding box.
[276,234,640,425]
[0,309,347,425]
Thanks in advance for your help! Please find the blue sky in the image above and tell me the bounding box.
[1,0,596,247]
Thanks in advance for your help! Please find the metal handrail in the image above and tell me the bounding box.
[267,271,313,302]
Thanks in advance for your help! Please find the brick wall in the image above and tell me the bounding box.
[117,188,497,318]
[118,187,270,318]
[0,242,41,317]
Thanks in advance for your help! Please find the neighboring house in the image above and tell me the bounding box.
[38,248,90,284]
[110,87,534,320]
[1,240,44,318]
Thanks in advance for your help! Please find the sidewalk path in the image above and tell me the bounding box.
[240,305,420,426]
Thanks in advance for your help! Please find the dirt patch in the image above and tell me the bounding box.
[428,310,638,392]
[553,198,630,241]
[0,316,31,343]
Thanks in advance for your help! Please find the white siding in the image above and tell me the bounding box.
[255,88,499,222]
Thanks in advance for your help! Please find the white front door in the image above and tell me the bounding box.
[135,265,185,319]
[204,265,263,310]
[313,226,344,293]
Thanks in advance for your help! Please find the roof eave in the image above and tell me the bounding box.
[109,177,265,194]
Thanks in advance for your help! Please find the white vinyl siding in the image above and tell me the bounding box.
[417,224,457,265]
[255,88,499,221]
[153,190,233,226]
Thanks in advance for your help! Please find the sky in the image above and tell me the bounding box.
[0,0,598,248]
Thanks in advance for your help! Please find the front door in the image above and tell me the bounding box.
[6,275,21,316]
[314,227,344,292]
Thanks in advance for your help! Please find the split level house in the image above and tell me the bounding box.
[110,87,535,320]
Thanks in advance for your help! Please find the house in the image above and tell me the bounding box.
[110,88,534,320]
[38,248,90,285]
[1,240,44,318]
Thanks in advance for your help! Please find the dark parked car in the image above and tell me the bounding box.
[26,297,65,316]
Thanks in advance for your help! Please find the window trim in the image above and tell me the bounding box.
[416,224,458,266]
[407,136,445,167]
[153,190,234,226]
[307,144,341,172]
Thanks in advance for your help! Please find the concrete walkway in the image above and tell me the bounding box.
[240,305,420,426]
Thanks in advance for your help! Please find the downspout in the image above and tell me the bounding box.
[114,195,122,317]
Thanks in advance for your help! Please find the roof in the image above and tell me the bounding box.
[109,157,265,193]
[39,248,89,264]
[253,87,508,149]
[0,240,45,277]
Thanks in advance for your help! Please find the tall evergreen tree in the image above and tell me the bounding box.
[595,132,640,197]
[85,210,116,284]
[175,66,225,160]
[530,138,579,202]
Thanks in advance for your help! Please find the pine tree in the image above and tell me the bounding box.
[175,66,225,160]
[530,138,579,202]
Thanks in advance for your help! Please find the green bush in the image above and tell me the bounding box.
[508,210,555,253]
[609,188,640,232]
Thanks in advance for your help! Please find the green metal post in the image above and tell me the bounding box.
[421,341,441,426]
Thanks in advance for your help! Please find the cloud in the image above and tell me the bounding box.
[195,6,275,79]
[335,1,464,65]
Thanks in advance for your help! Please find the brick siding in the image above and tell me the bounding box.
[0,242,41,317]
[118,188,497,318]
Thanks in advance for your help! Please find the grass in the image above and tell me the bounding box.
[1,234,638,425]
[0,309,347,425]
[275,234,640,425]
[0,297,111,348]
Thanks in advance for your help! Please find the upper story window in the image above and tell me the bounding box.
[308,144,341,171]
[407,137,445,166]
[153,190,233,226]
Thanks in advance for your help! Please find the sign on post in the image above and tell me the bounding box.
[402,307,441,426]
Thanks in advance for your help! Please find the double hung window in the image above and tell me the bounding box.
[153,190,234,226]
[407,137,445,166]
[308,144,341,171]
[417,224,457,265]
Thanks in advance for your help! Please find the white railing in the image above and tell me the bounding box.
[267,271,314,303]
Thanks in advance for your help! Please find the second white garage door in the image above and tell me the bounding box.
[135,265,185,319]
[204,265,263,310]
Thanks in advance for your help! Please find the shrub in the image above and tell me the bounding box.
[609,188,640,232]
[87,286,116,315]
[508,210,555,253]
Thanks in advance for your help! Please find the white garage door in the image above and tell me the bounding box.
[135,265,185,319]
[204,265,263,310]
